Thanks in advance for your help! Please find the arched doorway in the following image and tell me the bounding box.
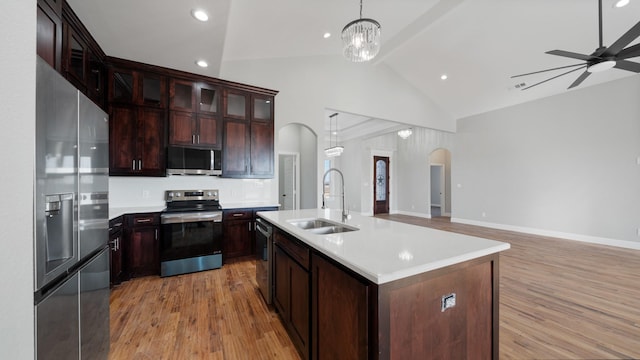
[429,148,451,218]
[278,123,317,209]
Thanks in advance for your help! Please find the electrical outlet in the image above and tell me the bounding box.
[482,212,487,217]
[441,293,456,312]
[142,190,150,199]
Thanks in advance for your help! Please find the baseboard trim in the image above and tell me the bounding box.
[450,218,640,250]
[396,210,431,219]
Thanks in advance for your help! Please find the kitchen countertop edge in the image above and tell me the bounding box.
[257,209,510,285]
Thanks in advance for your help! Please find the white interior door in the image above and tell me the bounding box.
[430,164,445,213]
[279,153,298,210]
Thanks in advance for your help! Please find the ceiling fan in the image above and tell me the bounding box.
[512,0,640,90]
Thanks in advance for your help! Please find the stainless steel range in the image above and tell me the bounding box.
[160,189,223,277]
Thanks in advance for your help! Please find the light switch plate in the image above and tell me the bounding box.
[441,293,456,312]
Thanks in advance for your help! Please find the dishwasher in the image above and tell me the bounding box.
[255,218,273,304]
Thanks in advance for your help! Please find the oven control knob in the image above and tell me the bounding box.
[207,192,212,197]
[176,192,181,198]
[167,192,174,199]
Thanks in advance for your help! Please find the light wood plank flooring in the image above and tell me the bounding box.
[109,215,640,359]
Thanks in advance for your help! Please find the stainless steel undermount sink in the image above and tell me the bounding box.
[288,218,359,235]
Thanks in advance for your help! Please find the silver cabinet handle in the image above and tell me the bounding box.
[192,134,196,144]
[138,160,142,170]
[132,159,136,170]
[248,222,251,231]
[116,237,120,251]
[197,134,200,144]
[155,229,158,240]
[137,218,152,223]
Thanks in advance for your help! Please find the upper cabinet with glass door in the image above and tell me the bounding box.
[109,68,166,108]
[223,89,249,120]
[252,95,274,122]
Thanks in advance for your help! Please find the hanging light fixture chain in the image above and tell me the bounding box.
[360,0,363,19]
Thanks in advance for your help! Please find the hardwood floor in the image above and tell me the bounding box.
[109,258,300,360]
[110,216,640,359]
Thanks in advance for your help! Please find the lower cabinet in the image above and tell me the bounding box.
[273,231,310,360]
[222,209,253,260]
[223,207,279,261]
[125,213,160,278]
[311,253,371,360]
[109,216,124,286]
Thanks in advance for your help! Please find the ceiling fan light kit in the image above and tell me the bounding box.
[512,0,640,90]
[342,0,381,62]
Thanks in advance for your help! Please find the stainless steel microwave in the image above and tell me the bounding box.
[166,146,222,176]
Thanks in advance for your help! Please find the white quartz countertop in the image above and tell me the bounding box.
[109,206,165,220]
[257,209,510,285]
[220,201,280,210]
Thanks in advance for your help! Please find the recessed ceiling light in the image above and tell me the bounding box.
[440,74,448,80]
[191,9,209,22]
[323,32,331,39]
[196,60,208,68]
[614,0,629,7]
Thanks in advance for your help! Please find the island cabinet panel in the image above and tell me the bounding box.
[378,254,498,360]
[311,253,374,360]
[273,231,311,359]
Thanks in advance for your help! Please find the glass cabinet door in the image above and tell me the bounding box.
[112,70,134,103]
[170,79,195,111]
[253,96,273,121]
[198,83,219,114]
[141,74,166,108]
[224,90,247,119]
[67,31,86,84]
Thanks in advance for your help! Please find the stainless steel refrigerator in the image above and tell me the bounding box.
[34,57,110,360]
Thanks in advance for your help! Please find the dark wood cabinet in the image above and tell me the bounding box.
[311,253,371,360]
[223,207,279,261]
[109,67,166,108]
[222,91,274,178]
[169,80,221,149]
[60,3,106,107]
[109,216,125,286]
[125,213,160,278]
[274,235,310,360]
[222,209,253,260]
[109,105,166,176]
[37,0,62,71]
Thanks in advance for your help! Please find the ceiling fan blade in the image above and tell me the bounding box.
[521,65,587,90]
[511,63,586,78]
[546,50,595,61]
[617,43,640,60]
[614,60,640,73]
[606,20,640,56]
[568,71,591,89]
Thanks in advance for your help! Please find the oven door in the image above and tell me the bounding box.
[160,211,223,276]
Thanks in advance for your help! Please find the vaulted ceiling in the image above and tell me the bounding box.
[69,0,640,136]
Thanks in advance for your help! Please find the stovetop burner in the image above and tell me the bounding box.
[163,189,221,213]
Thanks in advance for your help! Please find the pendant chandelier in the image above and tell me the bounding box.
[341,0,381,62]
[325,113,344,157]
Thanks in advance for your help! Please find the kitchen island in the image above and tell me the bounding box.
[258,209,510,360]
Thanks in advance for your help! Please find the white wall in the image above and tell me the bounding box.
[453,76,640,248]
[109,176,274,208]
[396,128,455,217]
[1,0,36,357]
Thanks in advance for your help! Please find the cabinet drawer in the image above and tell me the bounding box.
[127,213,159,226]
[223,209,252,221]
[275,231,309,270]
[109,216,124,235]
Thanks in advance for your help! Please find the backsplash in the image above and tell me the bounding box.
[109,176,274,208]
